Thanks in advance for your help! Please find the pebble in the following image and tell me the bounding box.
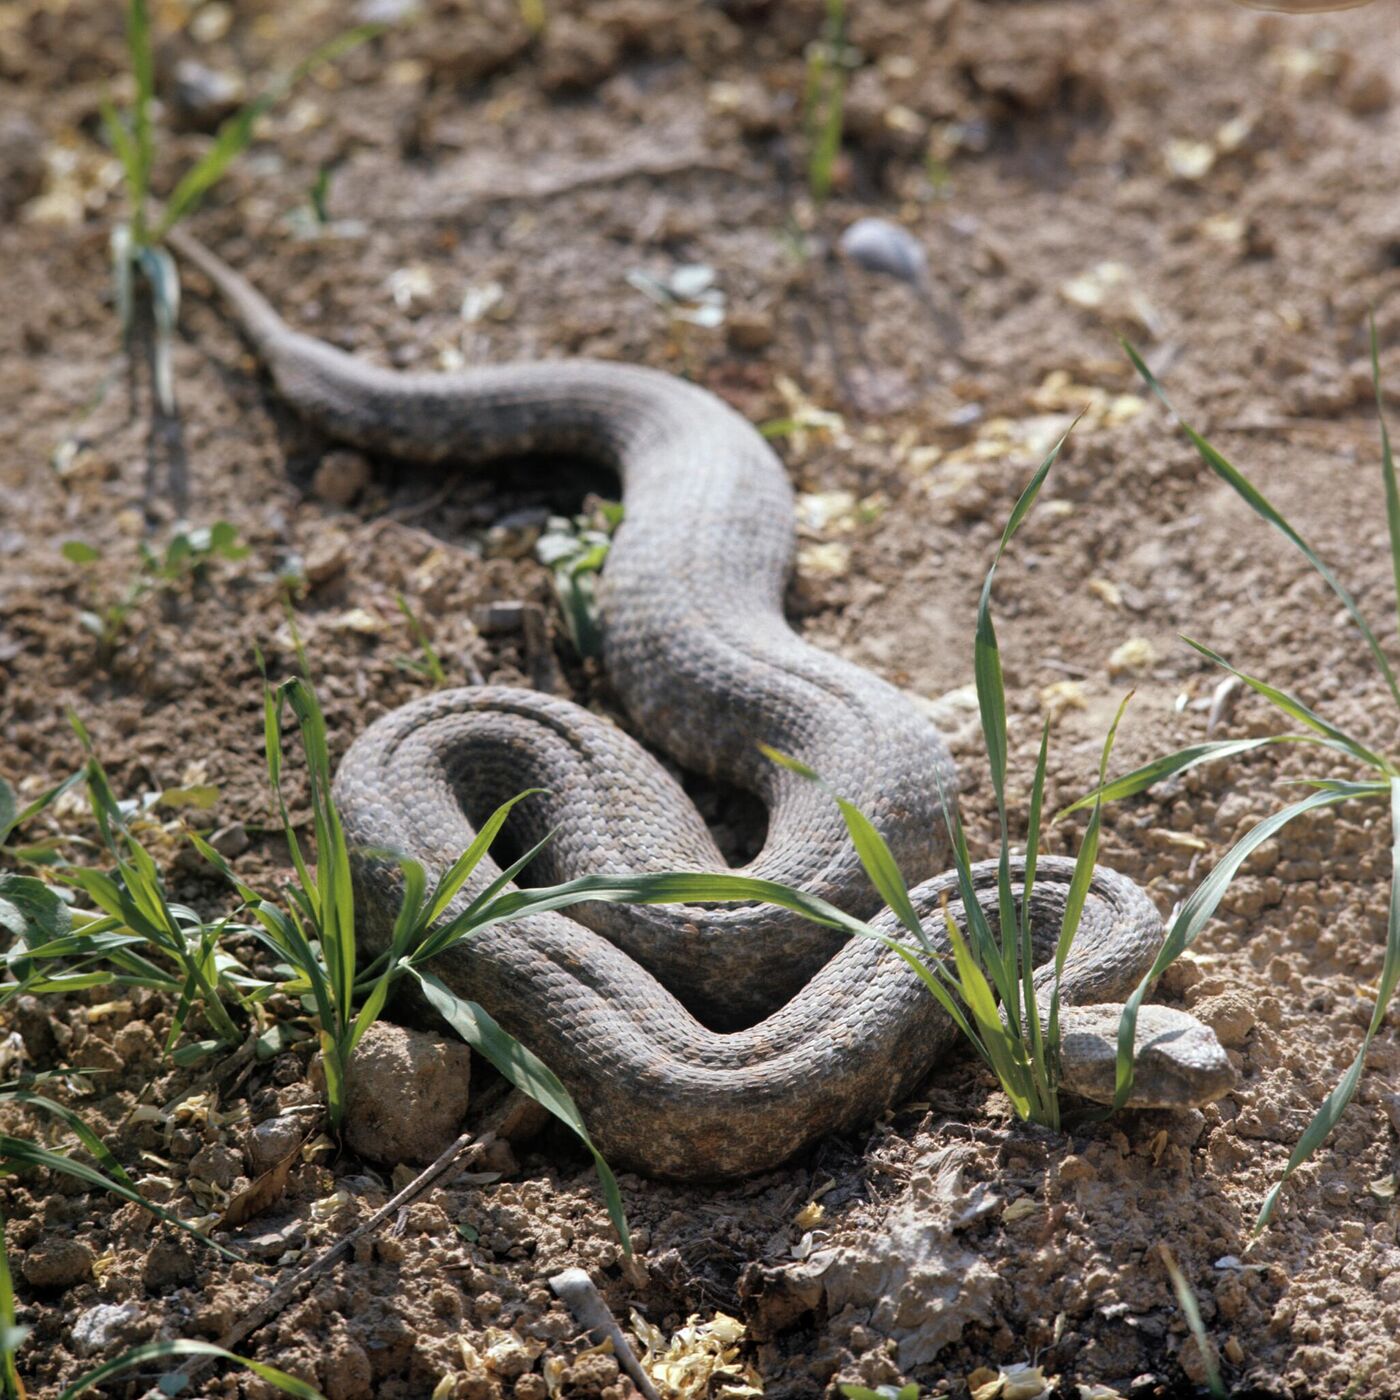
[70,1300,143,1357]
[311,450,373,507]
[726,307,775,352]
[839,216,928,286]
[173,59,247,130]
[0,113,45,217]
[344,1022,471,1165]
[22,1236,93,1289]
[304,536,350,585]
[208,821,249,858]
[246,1114,307,1176]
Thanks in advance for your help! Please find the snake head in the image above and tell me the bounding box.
[1057,1003,1238,1110]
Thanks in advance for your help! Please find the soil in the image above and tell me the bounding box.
[3,0,1400,1397]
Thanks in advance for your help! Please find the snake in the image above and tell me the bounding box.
[169,228,1235,1180]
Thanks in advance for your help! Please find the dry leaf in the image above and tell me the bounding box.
[1039,680,1086,725]
[1107,637,1157,676]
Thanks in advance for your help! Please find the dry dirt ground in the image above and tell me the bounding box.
[4,0,1400,1396]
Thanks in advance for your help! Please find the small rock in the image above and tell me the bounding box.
[208,821,250,858]
[143,1236,197,1289]
[189,1141,243,1190]
[241,1221,307,1261]
[1343,68,1391,116]
[304,537,350,586]
[0,113,45,217]
[246,1115,307,1176]
[173,59,247,130]
[480,1137,519,1177]
[538,16,621,92]
[113,1019,160,1068]
[23,1236,93,1289]
[839,216,928,286]
[12,994,58,1063]
[311,450,373,507]
[344,1022,471,1165]
[725,307,774,352]
[70,1301,143,1357]
[1191,989,1256,1049]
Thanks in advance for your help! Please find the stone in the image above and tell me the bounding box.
[143,1236,197,1289]
[246,1114,307,1175]
[725,308,774,352]
[22,1236,93,1288]
[70,1300,143,1357]
[173,59,247,130]
[311,450,373,507]
[189,1141,243,1189]
[343,1022,471,1165]
[0,114,45,217]
[208,821,250,858]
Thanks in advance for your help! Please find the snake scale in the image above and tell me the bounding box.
[170,228,1234,1180]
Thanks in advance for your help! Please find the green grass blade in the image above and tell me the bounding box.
[759,746,927,944]
[0,1136,240,1260]
[1056,735,1327,819]
[1057,694,1131,984]
[1161,1248,1227,1400]
[0,1092,134,1189]
[1372,317,1400,653]
[1112,786,1358,1108]
[1127,340,1400,709]
[1019,720,1051,1104]
[385,856,427,961]
[1182,637,1385,770]
[974,422,1078,879]
[411,969,630,1254]
[422,789,545,928]
[57,1340,325,1400]
[942,912,1033,1117]
[1255,774,1400,1230]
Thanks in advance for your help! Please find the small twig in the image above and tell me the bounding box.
[549,1267,661,1400]
[151,1129,492,1395]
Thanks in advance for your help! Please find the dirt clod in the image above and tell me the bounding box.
[344,1021,472,1165]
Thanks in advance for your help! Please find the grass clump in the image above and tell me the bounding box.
[60,520,247,664]
[1060,328,1400,1228]
[535,500,623,659]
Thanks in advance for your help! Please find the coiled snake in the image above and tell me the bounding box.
[171,229,1234,1179]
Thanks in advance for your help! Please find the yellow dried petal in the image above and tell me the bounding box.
[1107,637,1158,676]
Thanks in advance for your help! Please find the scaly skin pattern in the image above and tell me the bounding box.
[170,228,1235,1179]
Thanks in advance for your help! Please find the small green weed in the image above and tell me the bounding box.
[1161,1247,1227,1399]
[394,593,448,686]
[535,500,623,659]
[60,520,247,663]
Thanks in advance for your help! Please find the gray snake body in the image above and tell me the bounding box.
[171,229,1234,1179]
